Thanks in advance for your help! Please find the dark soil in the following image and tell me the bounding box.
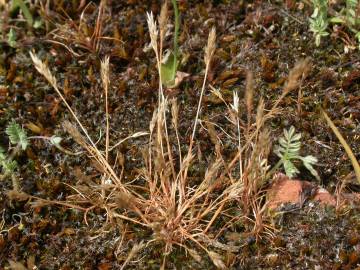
[0,0,359,269]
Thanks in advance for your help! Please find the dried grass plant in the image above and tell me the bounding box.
[28,1,313,267]
[46,0,107,56]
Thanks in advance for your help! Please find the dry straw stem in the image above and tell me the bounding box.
[138,97,237,263]
[147,6,175,190]
[92,0,105,52]
[30,52,127,194]
[180,27,216,198]
[190,27,216,148]
[147,10,172,175]
[321,109,360,183]
[208,251,227,269]
[48,1,106,55]
[170,98,182,165]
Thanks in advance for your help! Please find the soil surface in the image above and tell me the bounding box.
[0,0,359,269]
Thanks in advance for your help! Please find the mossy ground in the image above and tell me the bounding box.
[0,0,359,269]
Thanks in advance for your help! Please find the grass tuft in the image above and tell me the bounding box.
[28,4,315,266]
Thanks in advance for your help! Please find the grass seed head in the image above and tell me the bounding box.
[100,56,110,90]
[30,52,57,88]
[256,98,265,129]
[62,120,87,148]
[146,11,159,55]
[204,27,216,66]
[245,71,254,117]
[231,91,239,114]
[170,98,179,129]
[283,57,311,95]
[159,1,168,43]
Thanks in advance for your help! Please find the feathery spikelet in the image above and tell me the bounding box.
[231,91,239,114]
[149,108,158,134]
[204,27,216,65]
[62,121,87,148]
[210,85,224,101]
[283,58,311,95]
[170,98,179,129]
[101,55,110,162]
[256,98,265,129]
[159,1,168,44]
[146,12,158,55]
[100,56,110,90]
[245,71,254,121]
[30,52,57,88]
[199,159,222,190]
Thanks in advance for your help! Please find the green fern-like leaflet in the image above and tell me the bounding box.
[0,145,18,175]
[274,126,320,180]
[6,121,29,150]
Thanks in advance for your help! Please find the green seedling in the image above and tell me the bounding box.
[6,120,29,151]
[0,146,18,177]
[272,126,320,180]
[160,0,180,88]
[0,121,70,190]
[7,28,17,48]
[309,0,329,46]
[0,121,29,190]
[309,0,360,48]
[330,0,360,48]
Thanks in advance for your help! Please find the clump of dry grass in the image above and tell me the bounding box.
[28,1,313,267]
[46,0,107,56]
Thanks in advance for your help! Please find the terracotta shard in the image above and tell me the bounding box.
[268,173,336,210]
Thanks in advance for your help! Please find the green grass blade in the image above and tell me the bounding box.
[12,0,33,27]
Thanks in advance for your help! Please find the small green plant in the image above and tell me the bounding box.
[309,0,329,46]
[309,0,360,48]
[0,121,68,190]
[160,0,180,88]
[6,120,29,151]
[330,0,360,46]
[273,126,320,180]
[0,146,18,177]
[7,28,17,48]
[0,121,28,190]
